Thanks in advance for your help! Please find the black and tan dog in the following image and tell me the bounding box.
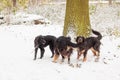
[76,30,102,62]
[34,35,56,60]
[53,36,77,64]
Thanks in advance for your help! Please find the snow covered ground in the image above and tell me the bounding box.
[0,4,120,80]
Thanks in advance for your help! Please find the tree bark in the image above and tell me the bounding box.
[109,0,112,5]
[12,0,16,7]
[63,0,91,38]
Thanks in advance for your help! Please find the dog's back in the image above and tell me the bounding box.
[83,30,102,49]
[43,35,56,47]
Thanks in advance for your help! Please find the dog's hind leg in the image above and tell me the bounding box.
[95,51,100,62]
[53,54,60,63]
[91,48,100,62]
[93,44,100,62]
[40,48,45,59]
[91,47,97,56]
[68,57,71,64]
[34,48,38,60]
[52,49,60,63]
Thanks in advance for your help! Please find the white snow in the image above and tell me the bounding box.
[0,5,120,80]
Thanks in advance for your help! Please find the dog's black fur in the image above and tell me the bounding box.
[76,29,102,62]
[34,35,56,60]
[53,36,77,64]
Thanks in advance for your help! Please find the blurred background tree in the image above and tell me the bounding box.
[18,0,29,9]
[109,0,112,5]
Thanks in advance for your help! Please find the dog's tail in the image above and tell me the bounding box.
[92,29,102,40]
[68,42,78,48]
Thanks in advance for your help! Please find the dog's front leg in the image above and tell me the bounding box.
[34,48,38,60]
[83,50,87,62]
[77,51,83,60]
[61,56,65,63]
[68,53,72,64]
[95,51,100,62]
[68,57,71,64]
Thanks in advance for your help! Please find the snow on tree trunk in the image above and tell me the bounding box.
[63,0,91,38]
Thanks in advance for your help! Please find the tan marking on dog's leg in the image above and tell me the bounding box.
[77,52,82,60]
[91,47,96,56]
[52,54,59,63]
[77,53,80,60]
[77,50,85,59]
[95,51,100,62]
[83,57,87,62]
[76,52,80,65]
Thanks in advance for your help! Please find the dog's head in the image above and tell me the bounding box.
[56,36,71,52]
[34,35,46,48]
[76,36,85,44]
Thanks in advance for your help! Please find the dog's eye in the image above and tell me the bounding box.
[78,38,83,43]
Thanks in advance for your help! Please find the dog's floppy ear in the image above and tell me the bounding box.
[82,37,85,42]
[76,37,79,42]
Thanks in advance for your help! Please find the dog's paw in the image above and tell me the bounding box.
[52,61,57,63]
[76,64,81,68]
[95,58,99,62]
[69,63,74,68]
[33,58,36,60]
[39,57,43,59]
[60,61,64,64]
[50,56,54,58]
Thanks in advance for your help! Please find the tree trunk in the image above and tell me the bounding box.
[29,0,37,6]
[12,0,16,7]
[109,0,112,5]
[63,0,91,38]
